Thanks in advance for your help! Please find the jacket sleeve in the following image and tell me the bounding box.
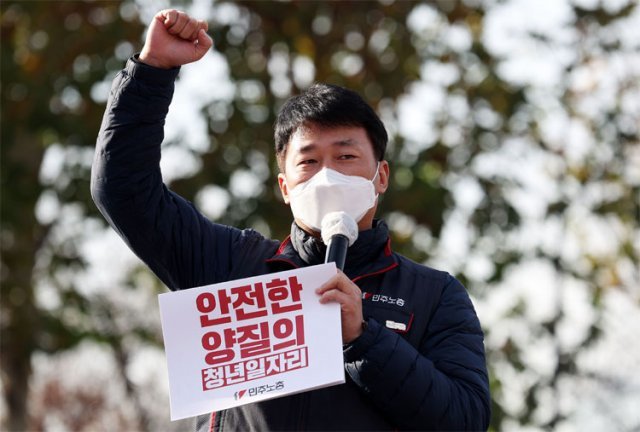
[344,275,490,431]
[91,56,243,291]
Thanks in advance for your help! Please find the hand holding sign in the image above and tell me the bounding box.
[316,270,364,344]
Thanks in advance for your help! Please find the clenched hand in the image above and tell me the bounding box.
[139,9,212,69]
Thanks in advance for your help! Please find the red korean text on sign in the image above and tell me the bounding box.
[202,346,309,391]
[196,291,231,326]
[272,315,305,351]
[201,327,235,365]
[201,315,306,365]
[197,282,269,327]
[230,283,268,320]
[196,275,306,377]
[236,321,270,358]
[266,276,303,314]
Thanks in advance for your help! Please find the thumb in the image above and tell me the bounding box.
[194,29,213,58]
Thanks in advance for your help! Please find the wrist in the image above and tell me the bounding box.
[345,319,368,345]
[139,51,174,69]
[127,55,181,87]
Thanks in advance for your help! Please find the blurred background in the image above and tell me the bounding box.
[2,0,639,430]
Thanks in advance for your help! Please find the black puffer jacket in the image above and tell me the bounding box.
[91,56,490,431]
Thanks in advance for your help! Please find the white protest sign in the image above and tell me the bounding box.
[158,263,344,420]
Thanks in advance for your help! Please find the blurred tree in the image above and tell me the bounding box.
[1,2,149,429]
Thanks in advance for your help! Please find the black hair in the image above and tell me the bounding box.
[274,83,388,170]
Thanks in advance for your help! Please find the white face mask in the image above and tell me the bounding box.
[287,163,380,231]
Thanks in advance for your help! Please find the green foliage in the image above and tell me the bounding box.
[1,2,146,429]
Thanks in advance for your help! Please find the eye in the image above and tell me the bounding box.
[298,159,317,166]
[338,154,357,160]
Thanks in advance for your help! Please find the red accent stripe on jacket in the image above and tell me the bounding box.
[209,412,216,432]
[352,261,398,283]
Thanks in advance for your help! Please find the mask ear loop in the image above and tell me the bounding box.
[371,161,381,182]
[371,161,381,199]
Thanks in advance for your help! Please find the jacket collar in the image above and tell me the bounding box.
[266,219,398,281]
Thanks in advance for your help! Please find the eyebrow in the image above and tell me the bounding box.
[297,139,358,154]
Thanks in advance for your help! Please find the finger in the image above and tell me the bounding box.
[190,20,208,40]
[180,17,199,40]
[160,9,178,28]
[316,280,349,296]
[316,275,337,295]
[316,273,360,297]
[316,284,361,298]
[195,29,214,54]
[167,11,189,35]
[318,288,353,306]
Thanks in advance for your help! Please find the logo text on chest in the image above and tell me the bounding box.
[362,292,405,307]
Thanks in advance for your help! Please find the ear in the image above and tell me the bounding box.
[375,160,390,195]
[277,172,291,204]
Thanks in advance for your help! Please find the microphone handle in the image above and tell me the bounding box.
[325,234,349,271]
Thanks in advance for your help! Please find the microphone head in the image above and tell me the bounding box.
[321,211,359,246]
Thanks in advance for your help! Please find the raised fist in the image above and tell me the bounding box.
[139,9,213,69]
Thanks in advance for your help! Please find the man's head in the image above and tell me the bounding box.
[274,83,388,171]
[274,83,390,234]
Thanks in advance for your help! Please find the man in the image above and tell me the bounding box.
[92,9,490,431]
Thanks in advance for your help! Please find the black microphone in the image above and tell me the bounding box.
[325,234,349,271]
[321,212,359,271]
